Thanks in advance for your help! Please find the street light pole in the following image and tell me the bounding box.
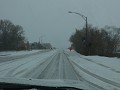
[86,17,88,44]
[68,11,88,44]
[68,11,89,55]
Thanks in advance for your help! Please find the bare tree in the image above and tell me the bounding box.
[0,20,25,51]
[69,25,120,57]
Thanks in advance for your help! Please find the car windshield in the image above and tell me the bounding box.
[0,0,120,90]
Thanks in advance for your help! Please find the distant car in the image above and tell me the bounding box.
[68,47,72,51]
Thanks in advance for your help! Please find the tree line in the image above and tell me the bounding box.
[0,19,25,51]
[69,25,120,57]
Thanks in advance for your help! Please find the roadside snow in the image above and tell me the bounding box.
[65,50,120,90]
[82,55,120,73]
[0,50,45,57]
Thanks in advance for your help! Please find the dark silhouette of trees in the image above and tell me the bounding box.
[0,20,25,51]
[70,25,120,57]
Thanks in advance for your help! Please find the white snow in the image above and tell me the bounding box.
[0,49,120,90]
[66,50,120,90]
[82,55,120,73]
[0,50,57,77]
[0,50,44,57]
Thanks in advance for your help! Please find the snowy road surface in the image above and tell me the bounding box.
[0,50,120,90]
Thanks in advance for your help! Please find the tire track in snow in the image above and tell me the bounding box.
[0,50,50,69]
[81,57,120,73]
[65,50,120,73]
[0,50,49,63]
[34,50,81,80]
[58,51,64,79]
[0,55,43,75]
[2,51,56,77]
[50,52,60,79]
[64,51,111,90]
[71,60,120,89]
[16,53,57,78]
[37,52,60,79]
[63,51,80,80]
[15,53,56,78]
[63,51,105,90]
[5,55,43,77]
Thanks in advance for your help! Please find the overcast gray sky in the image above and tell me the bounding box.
[0,0,120,48]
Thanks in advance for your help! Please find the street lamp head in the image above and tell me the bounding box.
[68,11,72,13]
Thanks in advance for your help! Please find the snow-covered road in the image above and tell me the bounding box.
[0,50,81,80]
[0,50,120,90]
